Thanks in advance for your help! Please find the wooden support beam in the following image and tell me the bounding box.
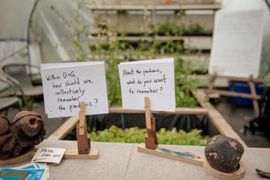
[248,79,260,117]
[88,4,221,11]
[48,106,208,141]
[193,90,247,147]
[206,74,262,117]
[205,89,261,100]
[109,106,208,115]
[89,36,212,50]
[209,75,262,83]
[138,144,203,166]
[64,149,99,159]
[47,116,79,140]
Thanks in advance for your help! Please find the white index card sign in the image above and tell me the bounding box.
[41,61,109,118]
[209,10,265,78]
[32,147,65,164]
[118,58,175,112]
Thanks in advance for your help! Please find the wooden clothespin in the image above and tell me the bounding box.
[144,97,158,150]
[64,101,99,159]
[76,101,91,154]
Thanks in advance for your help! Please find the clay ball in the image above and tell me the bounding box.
[204,135,244,173]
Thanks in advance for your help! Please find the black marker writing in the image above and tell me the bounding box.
[123,69,134,76]
[63,71,76,79]
[45,74,60,81]
[65,77,80,87]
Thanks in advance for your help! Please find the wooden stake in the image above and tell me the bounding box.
[207,74,262,118]
[144,97,158,150]
[76,102,91,154]
[248,76,260,117]
[138,144,245,180]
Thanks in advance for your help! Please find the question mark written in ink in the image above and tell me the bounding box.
[159,87,163,94]
[94,98,98,107]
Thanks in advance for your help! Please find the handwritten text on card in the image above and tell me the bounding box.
[41,62,109,118]
[119,58,175,112]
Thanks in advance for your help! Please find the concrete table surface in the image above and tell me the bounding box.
[39,140,270,180]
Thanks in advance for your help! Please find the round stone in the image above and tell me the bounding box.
[204,135,244,173]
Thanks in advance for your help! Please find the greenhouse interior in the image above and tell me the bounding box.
[0,0,270,179]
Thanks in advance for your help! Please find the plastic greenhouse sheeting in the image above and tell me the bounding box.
[0,0,36,40]
[0,0,35,67]
[31,0,90,62]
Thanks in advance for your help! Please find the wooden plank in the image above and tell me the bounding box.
[89,36,212,50]
[205,89,261,100]
[204,160,246,180]
[196,73,262,88]
[89,36,211,42]
[88,4,221,11]
[138,144,203,166]
[90,13,214,34]
[248,81,260,117]
[64,149,99,159]
[208,74,263,83]
[89,0,217,6]
[88,52,209,61]
[138,144,245,180]
[183,36,212,50]
[48,107,208,140]
[193,89,248,147]
[194,74,228,88]
[47,116,79,140]
[109,106,208,115]
[206,75,261,117]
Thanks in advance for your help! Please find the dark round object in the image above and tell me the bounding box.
[0,152,10,160]
[18,115,43,137]
[0,133,13,147]
[0,111,46,160]
[11,144,22,157]
[1,134,16,153]
[0,115,9,135]
[204,135,244,173]
[11,111,44,137]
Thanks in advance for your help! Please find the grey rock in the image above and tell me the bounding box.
[204,135,244,173]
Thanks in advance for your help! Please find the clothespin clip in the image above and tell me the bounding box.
[144,97,158,150]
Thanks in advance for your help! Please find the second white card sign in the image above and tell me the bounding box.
[41,61,109,118]
[209,10,265,78]
[118,58,175,112]
[32,147,65,164]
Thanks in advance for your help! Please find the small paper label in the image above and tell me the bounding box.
[32,147,66,164]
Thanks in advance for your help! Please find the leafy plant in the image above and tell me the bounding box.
[156,21,207,36]
[156,21,184,36]
[183,23,206,35]
[88,23,199,106]
[54,4,202,106]
[89,126,208,145]
[175,59,198,107]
